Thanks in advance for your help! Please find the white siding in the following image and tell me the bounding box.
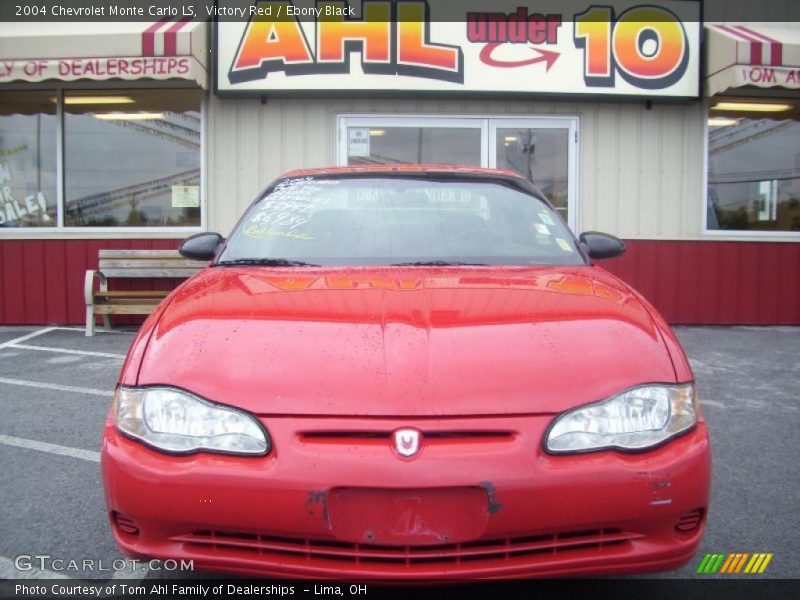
[206,95,712,240]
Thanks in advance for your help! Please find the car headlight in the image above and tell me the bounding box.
[545,383,697,453]
[113,386,270,456]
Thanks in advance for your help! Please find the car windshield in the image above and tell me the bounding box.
[218,175,585,267]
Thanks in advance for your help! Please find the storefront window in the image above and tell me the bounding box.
[64,90,201,227]
[0,91,58,228]
[707,99,800,232]
[494,127,569,220]
[345,126,481,166]
[339,116,578,230]
[0,89,202,231]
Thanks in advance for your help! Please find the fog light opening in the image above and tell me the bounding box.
[112,511,140,536]
[675,508,705,532]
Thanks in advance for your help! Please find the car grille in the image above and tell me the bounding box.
[298,430,514,444]
[171,528,641,566]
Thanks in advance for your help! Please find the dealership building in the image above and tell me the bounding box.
[0,0,799,325]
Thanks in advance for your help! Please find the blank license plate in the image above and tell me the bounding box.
[328,487,489,546]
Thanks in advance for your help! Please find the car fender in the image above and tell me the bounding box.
[117,281,192,387]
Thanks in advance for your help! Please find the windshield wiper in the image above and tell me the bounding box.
[215,258,320,267]
[389,260,489,266]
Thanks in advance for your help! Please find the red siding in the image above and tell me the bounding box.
[0,238,798,326]
[602,240,800,325]
[0,238,182,326]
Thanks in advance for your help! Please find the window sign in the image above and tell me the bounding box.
[0,91,57,228]
[172,185,201,208]
[347,128,370,157]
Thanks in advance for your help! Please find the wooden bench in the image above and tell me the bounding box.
[84,250,207,336]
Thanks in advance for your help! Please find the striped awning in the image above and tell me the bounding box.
[0,19,208,88]
[706,24,800,97]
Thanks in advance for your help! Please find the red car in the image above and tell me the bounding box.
[102,165,710,579]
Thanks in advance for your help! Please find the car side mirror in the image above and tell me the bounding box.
[579,231,626,260]
[179,232,223,261]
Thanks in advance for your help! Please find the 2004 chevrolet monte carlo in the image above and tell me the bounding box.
[101,165,711,579]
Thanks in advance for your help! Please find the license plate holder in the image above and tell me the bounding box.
[328,487,489,546]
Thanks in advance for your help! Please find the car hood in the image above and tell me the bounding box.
[137,266,676,416]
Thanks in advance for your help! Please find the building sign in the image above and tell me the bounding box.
[738,66,800,89]
[0,57,195,83]
[215,0,701,97]
[0,20,209,88]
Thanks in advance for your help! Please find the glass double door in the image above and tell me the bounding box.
[338,116,578,230]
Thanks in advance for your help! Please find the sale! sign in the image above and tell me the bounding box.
[215,0,701,97]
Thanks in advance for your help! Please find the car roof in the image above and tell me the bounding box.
[279,164,525,180]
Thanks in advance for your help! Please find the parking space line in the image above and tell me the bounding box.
[10,344,126,360]
[0,327,57,350]
[55,326,134,335]
[0,434,101,462]
[0,377,112,397]
[0,556,70,579]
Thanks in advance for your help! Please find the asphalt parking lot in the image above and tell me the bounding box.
[0,325,797,581]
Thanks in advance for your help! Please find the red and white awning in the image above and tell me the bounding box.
[0,19,208,88]
[706,24,800,97]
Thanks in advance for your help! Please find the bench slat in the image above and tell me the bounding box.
[99,259,206,270]
[95,291,171,298]
[94,304,161,315]
[99,268,203,278]
[95,298,164,305]
[99,250,185,259]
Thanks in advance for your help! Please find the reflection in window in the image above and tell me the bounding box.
[222,177,583,266]
[495,128,568,221]
[707,101,800,232]
[0,91,57,228]
[346,127,481,167]
[64,90,201,227]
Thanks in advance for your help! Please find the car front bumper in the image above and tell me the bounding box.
[101,415,711,579]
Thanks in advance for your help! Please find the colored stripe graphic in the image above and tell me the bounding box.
[735,553,749,573]
[745,554,760,573]
[712,554,726,573]
[720,553,736,573]
[699,552,773,574]
[722,553,743,573]
[696,553,712,573]
[758,553,774,573]
[697,554,711,573]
